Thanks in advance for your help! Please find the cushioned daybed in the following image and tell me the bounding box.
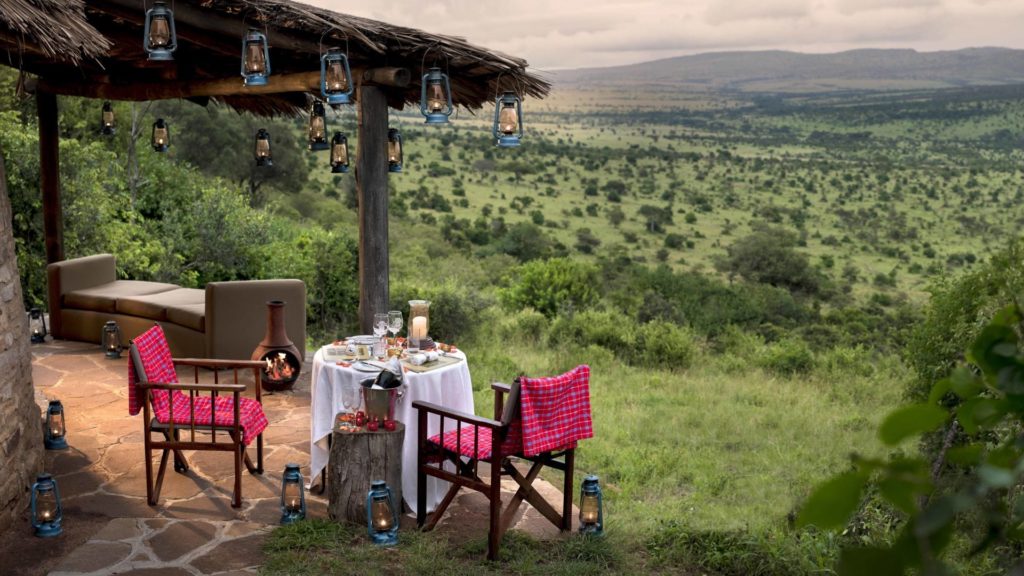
[47,254,305,360]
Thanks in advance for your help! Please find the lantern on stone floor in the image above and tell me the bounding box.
[387,128,402,173]
[578,475,604,536]
[493,91,523,148]
[100,102,116,136]
[242,28,271,86]
[144,0,177,61]
[280,463,306,524]
[255,128,273,167]
[44,400,67,450]
[102,320,122,358]
[367,480,398,545]
[320,48,353,105]
[420,67,453,125]
[330,132,349,173]
[31,474,62,538]
[151,118,169,152]
[308,100,329,151]
[29,307,47,344]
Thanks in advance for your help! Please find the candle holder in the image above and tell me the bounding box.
[407,300,431,352]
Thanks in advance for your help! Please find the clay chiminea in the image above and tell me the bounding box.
[251,300,301,391]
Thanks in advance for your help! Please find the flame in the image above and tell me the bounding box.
[265,352,295,381]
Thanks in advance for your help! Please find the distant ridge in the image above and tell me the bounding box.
[552,48,1024,93]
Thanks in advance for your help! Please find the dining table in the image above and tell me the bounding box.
[309,344,475,513]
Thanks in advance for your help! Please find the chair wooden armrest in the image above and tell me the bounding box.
[412,400,502,430]
[138,381,247,393]
[491,382,511,420]
[172,358,266,370]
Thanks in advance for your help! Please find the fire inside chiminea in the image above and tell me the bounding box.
[251,300,302,391]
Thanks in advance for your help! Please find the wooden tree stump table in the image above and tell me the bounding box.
[327,421,405,525]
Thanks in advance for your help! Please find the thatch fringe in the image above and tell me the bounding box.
[0,0,110,63]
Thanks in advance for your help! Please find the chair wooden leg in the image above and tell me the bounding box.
[423,482,461,532]
[232,442,243,508]
[145,438,156,505]
[562,450,575,531]
[152,448,170,505]
[255,432,264,474]
[487,458,502,561]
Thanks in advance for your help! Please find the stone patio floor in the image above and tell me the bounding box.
[4,339,568,575]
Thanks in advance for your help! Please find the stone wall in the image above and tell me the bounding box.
[0,148,43,534]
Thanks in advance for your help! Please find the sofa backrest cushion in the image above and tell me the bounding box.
[205,279,306,361]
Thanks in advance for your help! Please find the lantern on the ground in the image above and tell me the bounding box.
[280,463,306,524]
[387,128,402,173]
[242,28,271,86]
[144,0,177,61]
[151,118,169,152]
[31,474,62,538]
[493,92,523,148]
[255,128,273,167]
[367,480,398,545]
[578,475,604,536]
[29,307,47,344]
[330,132,349,173]
[320,48,353,105]
[100,102,116,136]
[44,400,67,450]
[102,320,122,358]
[420,67,453,125]
[308,101,329,151]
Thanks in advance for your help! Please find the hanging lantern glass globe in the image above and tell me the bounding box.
[100,102,116,136]
[241,28,271,86]
[493,92,523,148]
[420,67,453,125]
[144,0,177,61]
[151,118,169,152]
[255,128,273,167]
[308,100,329,151]
[320,48,353,105]
[330,132,349,174]
[387,128,403,173]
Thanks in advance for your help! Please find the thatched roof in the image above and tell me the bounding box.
[0,0,549,116]
[0,0,111,63]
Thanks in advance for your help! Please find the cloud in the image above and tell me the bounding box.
[302,0,1024,70]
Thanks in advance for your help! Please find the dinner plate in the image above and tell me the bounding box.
[347,335,378,345]
[351,361,384,373]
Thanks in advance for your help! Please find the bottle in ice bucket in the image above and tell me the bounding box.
[360,360,404,422]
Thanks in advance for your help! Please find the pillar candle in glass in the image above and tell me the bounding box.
[407,300,430,352]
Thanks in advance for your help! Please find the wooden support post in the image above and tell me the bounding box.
[356,86,390,334]
[37,91,62,264]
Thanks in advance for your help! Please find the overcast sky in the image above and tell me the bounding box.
[303,0,1024,71]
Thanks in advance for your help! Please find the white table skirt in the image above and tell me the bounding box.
[309,347,475,512]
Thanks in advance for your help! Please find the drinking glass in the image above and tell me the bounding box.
[373,313,389,358]
[387,310,403,343]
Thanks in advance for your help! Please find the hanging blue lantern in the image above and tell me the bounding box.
[100,102,116,136]
[330,132,350,174]
[144,0,177,61]
[44,400,68,450]
[578,475,604,536]
[493,91,523,148]
[308,100,329,151]
[367,480,398,545]
[255,128,273,167]
[241,29,271,86]
[320,48,353,105]
[420,67,453,125]
[31,474,63,537]
[151,119,169,152]
[280,464,306,524]
[387,128,402,173]
[29,307,47,344]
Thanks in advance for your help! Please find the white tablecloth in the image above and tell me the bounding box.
[309,347,475,512]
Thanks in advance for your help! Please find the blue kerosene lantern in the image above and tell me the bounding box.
[144,0,177,61]
[493,91,523,148]
[280,464,306,524]
[321,48,353,105]
[420,68,453,125]
[367,480,398,545]
[242,29,271,86]
[308,100,329,151]
[330,132,350,174]
[44,400,68,450]
[31,474,63,537]
[387,129,402,173]
[578,475,604,536]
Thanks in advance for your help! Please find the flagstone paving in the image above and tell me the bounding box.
[2,339,567,576]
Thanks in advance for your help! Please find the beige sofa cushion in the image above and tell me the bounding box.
[166,303,205,332]
[64,281,178,313]
[116,288,205,322]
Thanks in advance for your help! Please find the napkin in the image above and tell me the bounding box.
[407,351,439,366]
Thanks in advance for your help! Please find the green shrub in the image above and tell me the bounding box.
[499,257,600,318]
[631,320,696,369]
[547,309,635,354]
[498,307,549,344]
[758,338,815,375]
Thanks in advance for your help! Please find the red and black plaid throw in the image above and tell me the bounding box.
[127,324,267,445]
[519,365,593,457]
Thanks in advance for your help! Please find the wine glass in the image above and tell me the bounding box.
[373,313,389,358]
[387,310,403,343]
